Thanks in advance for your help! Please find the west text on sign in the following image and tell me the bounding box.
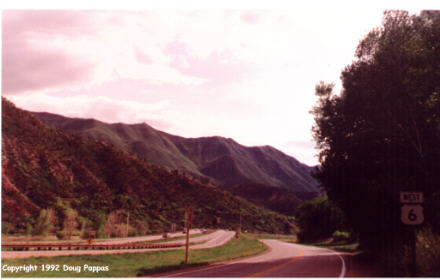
[400,192,423,203]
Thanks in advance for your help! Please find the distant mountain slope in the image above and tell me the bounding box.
[33,112,319,193]
[2,98,294,235]
[223,184,320,216]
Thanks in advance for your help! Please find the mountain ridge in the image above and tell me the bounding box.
[33,111,319,193]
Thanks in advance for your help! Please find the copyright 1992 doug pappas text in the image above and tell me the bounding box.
[2,264,110,274]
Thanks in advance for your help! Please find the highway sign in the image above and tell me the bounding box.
[400,192,423,203]
[401,204,424,225]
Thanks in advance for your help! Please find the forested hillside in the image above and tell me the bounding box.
[34,112,318,193]
[2,98,294,236]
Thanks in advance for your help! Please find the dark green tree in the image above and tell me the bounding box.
[311,10,440,274]
[295,196,346,242]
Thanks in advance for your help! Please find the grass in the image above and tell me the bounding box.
[296,237,361,254]
[1,234,266,277]
[315,242,360,253]
[249,233,297,243]
[249,232,359,254]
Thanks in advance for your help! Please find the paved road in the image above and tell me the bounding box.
[162,240,348,277]
[93,229,201,245]
[1,230,233,259]
[190,230,235,249]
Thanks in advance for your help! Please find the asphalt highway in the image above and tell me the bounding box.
[162,239,348,277]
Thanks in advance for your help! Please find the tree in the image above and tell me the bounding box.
[294,196,346,242]
[32,208,55,236]
[63,209,78,240]
[311,10,440,275]
[102,210,130,237]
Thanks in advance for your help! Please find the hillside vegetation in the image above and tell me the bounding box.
[223,183,318,216]
[33,112,318,193]
[2,98,294,236]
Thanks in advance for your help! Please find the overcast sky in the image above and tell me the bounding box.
[1,2,431,165]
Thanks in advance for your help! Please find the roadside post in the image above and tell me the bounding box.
[185,206,193,265]
[400,192,424,276]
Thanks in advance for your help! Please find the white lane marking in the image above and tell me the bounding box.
[316,246,347,278]
[281,242,347,278]
[164,239,347,278]
[337,253,347,278]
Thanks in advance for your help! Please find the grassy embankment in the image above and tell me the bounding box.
[249,232,297,243]
[301,237,360,254]
[248,232,359,253]
[1,234,266,277]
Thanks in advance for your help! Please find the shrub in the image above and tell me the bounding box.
[62,209,78,240]
[416,227,440,276]
[32,209,53,236]
[295,196,346,242]
[332,230,351,243]
[2,223,11,235]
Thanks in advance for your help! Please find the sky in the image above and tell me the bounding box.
[1,2,433,165]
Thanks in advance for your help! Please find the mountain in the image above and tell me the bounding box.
[2,98,294,235]
[33,112,319,193]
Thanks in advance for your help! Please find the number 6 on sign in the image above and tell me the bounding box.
[401,204,424,225]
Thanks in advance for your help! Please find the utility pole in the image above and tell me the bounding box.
[240,203,242,232]
[235,201,242,238]
[185,206,193,265]
[126,211,130,237]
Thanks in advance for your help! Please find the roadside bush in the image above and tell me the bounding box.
[32,209,54,236]
[25,224,33,236]
[2,223,11,235]
[134,222,149,236]
[56,230,81,240]
[332,230,351,243]
[295,196,346,242]
[416,227,440,276]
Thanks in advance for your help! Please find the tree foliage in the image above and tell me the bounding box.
[32,209,52,236]
[62,209,78,240]
[311,10,440,274]
[295,196,346,242]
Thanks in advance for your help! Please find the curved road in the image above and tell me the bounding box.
[162,240,348,277]
[1,230,234,259]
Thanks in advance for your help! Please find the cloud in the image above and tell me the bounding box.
[164,39,252,87]
[2,10,210,95]
[283,140,316,149]
[134,47,153,64]
[2,10,98,94]
[241,12,259,25]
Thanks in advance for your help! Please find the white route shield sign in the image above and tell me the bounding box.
[401,204,424,225]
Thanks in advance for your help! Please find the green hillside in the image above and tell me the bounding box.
[223,184,319,216]
[33,112,318,192]
[2,98,294,235]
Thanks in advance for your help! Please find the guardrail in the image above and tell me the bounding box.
[2,242,184,251]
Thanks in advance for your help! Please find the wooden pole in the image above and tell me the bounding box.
[126,212,130,237]
[411,229,417,277]
[185,207,192,265]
